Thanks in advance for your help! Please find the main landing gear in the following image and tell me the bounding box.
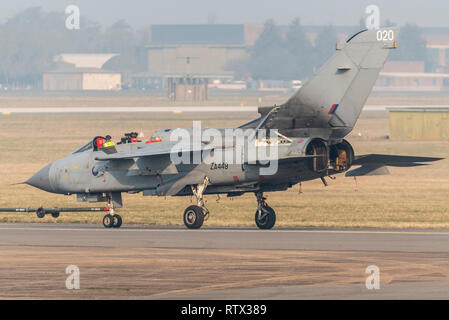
[102,194,122,229]
[254,192,276,230]
[181,181,277,230]
[183,177,210,229]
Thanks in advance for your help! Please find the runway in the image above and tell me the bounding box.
[1,223,449,252]
[1,223,449,299]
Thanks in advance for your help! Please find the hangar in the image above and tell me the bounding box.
[43,54,122,91]
[135,24,263,101]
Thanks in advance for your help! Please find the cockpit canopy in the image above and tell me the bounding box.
[73,136,105,154]
[73,133,143,154]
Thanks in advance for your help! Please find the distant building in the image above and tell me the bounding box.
[388,108,449,140]
[376,61,449,91]
[301,26,449,92]
[424,27,449,72]
[135,24,263,101]
[133,25,449,95]
[43,54,121,91]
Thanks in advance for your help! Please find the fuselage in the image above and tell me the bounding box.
[26,131,333,197]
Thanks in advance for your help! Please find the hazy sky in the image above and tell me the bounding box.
[2,0,449,28]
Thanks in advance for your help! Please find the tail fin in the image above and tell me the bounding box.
[261,27,399,139]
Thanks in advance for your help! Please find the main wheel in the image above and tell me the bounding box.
[112,214,122,228]
[51,212,60,218]
[183,205,205,229]
[102,214,114,228]
[255,206,276,230]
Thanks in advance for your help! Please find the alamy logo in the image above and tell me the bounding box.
[365,5,380,30]
[65,265,80,290]
[65,5,80,30]
[365,265,380,290]
[169,121,280,175]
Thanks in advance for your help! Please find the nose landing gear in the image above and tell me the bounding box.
[102,194,122,228]
[102,213,122,228]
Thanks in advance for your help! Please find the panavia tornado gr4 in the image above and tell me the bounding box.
[24,28,441,229]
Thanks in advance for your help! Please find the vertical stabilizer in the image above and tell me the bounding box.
[260,28,399,139]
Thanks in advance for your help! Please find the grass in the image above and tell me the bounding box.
[0,94,448,228]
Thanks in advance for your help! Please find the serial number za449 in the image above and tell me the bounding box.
[210,162,229,170]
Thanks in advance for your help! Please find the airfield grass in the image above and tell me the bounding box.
[0,94,449,228]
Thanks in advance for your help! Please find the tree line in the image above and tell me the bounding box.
[0,7,430,87]
[0,7,144,87]
[229,19,430,81]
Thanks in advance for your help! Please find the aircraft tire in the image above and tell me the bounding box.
[102,214,114,228]
[112,214,122,228]
[255,206,276,230]
[51,212,60,218]
[183,205,204,229]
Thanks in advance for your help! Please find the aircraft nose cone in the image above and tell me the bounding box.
[26,164,53,192]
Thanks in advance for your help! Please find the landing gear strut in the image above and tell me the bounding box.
[183,177,210,229]
[103,194,122,228]
[254,192,276,230]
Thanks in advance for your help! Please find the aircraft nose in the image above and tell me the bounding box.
[26,164,54,192]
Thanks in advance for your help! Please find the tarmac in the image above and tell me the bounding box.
[1,223,449,299]
[1,224,449,252]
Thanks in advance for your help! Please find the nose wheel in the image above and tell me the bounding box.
[102,214,122,228]
[112,214,122,228]
[103,214,114,228]
[102,194,123,228]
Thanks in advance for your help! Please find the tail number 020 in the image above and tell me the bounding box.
[377,29,394,41]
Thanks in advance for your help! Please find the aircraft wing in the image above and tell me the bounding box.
[95,142,213,161]
[346,154,443,176]
[245,153,324,164]
[352,154,442,166]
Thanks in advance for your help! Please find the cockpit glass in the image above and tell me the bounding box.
[73,141,93,154]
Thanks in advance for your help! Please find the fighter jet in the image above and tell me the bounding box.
[24,28,442,229]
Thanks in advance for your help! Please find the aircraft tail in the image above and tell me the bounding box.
[260,27,399,139]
